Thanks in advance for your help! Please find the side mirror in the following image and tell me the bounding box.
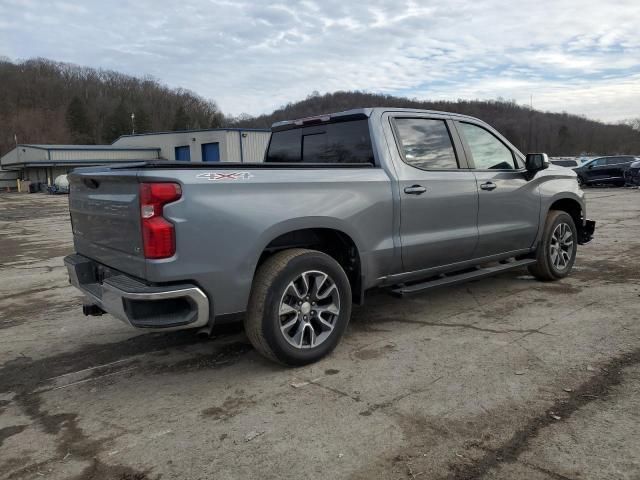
[525,153,550,174]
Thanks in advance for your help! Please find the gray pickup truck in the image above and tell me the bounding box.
[64,108,595,365]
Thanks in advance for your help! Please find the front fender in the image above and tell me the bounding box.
[535,173,588,245]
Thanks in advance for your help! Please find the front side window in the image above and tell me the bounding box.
[394,118,459,170]
[458,122,515,170]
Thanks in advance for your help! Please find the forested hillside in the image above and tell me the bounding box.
[232,91,640,156]
[0,58,224,155]
[1,58,639,157]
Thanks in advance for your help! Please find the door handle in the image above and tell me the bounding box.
[404,185,427,195]
[480,182,497,191]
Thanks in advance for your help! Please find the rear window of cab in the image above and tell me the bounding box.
[266,119,374,164]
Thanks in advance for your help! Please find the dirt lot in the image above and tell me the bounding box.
[1,189,639,480]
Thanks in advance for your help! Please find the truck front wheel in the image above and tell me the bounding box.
[245,249,352,366]
[528,210,577,281]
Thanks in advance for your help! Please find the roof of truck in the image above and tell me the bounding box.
[271,107,483,130]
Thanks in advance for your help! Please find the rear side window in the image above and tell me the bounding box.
[607,157,632,165]
[265,119,374,164]
[394,118,459,170]
[458,122,515,170]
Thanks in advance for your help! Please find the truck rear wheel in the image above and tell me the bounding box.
[528,210,577,281]
[245,249,352,366]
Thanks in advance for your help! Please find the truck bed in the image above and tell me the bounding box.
[67,161,393,316]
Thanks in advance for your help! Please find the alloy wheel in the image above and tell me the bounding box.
[278,270,341,349]
[549,222,574,271]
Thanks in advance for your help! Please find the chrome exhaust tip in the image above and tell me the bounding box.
[196,321,215,339]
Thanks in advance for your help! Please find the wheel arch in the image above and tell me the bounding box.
[534,194,590,249]
[549,197,583,229]
[253,223,365,304]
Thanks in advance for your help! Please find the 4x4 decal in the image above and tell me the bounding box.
[196,172,254,181]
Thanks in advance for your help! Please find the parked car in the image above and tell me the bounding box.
[64,108,595,365]
[551,159,580,168]
[624,159,640,186]
[574,155,639,187]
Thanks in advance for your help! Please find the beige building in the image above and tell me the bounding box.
[111,128,271,163]
[0,128,271,191]
[0,167,18,190]
[0,145,160,189]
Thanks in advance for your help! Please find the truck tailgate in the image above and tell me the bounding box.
[68,169,146,279]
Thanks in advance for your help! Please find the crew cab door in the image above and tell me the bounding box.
[453,121,540,258]
[388,114,478,272]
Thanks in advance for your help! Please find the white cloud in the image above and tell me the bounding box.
[0,0,638,121]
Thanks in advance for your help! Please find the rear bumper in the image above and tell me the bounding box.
[64,254,210,331]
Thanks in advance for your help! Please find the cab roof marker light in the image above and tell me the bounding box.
[294,115,331,126]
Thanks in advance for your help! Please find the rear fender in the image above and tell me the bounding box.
[251,217,368,280]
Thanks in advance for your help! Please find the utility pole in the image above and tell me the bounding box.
[528,94,533,151]
[13,133,21,191]
[14,133,19,164]
[131,112,136,135]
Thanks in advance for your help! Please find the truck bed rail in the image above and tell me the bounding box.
[73,161,376,172]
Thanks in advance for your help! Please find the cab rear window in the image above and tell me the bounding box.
[266,119,374,164]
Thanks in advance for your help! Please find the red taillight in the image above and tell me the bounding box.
[140,182,181,259]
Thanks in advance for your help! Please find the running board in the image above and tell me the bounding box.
[391,259,537,297]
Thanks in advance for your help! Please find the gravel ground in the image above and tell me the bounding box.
[0,189,639,480]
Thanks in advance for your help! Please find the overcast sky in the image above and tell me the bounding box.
[1,0,639,122]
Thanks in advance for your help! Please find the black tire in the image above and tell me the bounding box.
[245,248,352,366]
[577,176,586,187]
[528,210,577,281]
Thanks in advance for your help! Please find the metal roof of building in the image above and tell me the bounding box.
[3,160,158,169]
[112,127,270,143]
[19,144,160,151]
[1,144,162,170]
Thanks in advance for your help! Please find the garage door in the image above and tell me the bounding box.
[175,145,190,161]
[201,143,220,162]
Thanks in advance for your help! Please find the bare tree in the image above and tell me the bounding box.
[0,58,225,154]
[230,91,640,156]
